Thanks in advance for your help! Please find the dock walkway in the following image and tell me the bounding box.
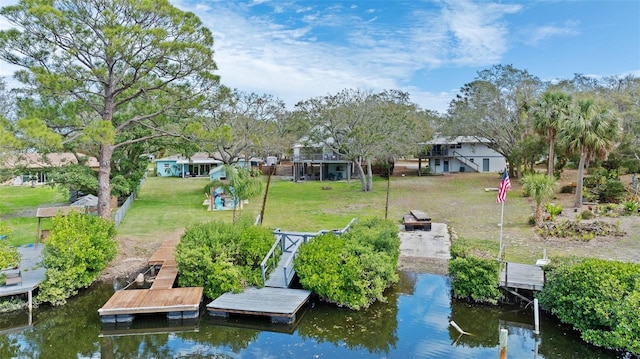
[207,221,356,324]
[98,239,203,323]
[499,262,545,291]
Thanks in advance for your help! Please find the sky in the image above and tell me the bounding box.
[0,0,638,113]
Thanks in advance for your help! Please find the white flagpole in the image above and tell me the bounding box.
[498,200,505,261]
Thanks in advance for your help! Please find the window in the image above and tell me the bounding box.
[435,159,440,166]
[163,163,170,168]
[456,143,462,149]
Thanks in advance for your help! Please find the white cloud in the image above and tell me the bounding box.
[440,0,522,65]
[525,21,580,46]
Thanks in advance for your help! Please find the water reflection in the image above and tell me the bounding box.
[0,272,628,358]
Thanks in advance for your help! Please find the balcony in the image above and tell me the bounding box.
[292,153,346,161]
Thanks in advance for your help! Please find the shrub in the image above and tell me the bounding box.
[622,200,639,216]
[37,212,116,305]
[579,209,594,220]
[449,256,501,304]
[175,217,276,299]
[598,179,625,203]
[294,217,399,310]
[544,203,563,220]
[538,258,640,355]
[449,238,501,304]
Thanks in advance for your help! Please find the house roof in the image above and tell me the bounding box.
[3,152,99,170]
[419,135,492,145]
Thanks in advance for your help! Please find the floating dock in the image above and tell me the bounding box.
[207,287,311,324]
[98,239,203,323]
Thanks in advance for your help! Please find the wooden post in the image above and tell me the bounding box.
[534,298,540,335]
[259,165,275,225]
[499,328,508,359]
[28,289,32,313]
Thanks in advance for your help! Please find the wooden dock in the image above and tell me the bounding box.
[98,239,203,323]
[207,287,311,324]
[499,262,545,291]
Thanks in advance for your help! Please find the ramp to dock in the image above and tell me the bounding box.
[207,287,311,324]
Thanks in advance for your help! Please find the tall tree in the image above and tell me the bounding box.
[445,65,542,178]
[532,91,572,177]
[295,89,431,191]
[189,88,291,164]
[0,0,218,218]
[559,98,620,208]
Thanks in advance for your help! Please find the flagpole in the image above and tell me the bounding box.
[498,200,505,261]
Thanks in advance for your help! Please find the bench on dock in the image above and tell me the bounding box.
[403,210,431,231]
[2,269,22,286]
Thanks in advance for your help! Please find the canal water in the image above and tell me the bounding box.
[0,272,626,358]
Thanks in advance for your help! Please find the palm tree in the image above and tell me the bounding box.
[532,91,572,178]
[559,98,620,209]
[223,164,263,222]
[521,173,557,225]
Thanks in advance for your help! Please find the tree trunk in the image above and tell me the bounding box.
[547,132,555,177]
[355,158,367,191]
[574,149,587,209]
[97,144,114,219]
[366,159,373,191]
[535,202,543,226]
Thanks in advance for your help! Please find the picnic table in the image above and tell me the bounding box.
[403,210,432,231]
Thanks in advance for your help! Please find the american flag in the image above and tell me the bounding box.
[496,169,511,203]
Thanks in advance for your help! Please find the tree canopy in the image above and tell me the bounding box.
[295,89,433,191]
[0,0,218,218]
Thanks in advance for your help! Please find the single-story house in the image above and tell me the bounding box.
[3,152,99,185]
[418,136,506,174]
[155,153,223,178]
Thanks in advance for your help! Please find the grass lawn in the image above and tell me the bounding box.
[0,185,67,246]
[118,173,540,260]
[3,170,639,265]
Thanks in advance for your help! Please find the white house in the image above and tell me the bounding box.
[419,136,506,174]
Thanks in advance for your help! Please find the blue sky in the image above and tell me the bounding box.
[1,0,638,113]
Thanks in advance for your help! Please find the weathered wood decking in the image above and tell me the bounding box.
[207,287,311,324]
[98,239,203,323]
[499,262,545,291]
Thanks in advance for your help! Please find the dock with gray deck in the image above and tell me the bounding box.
[207,287,311,324]
[499,262,545,291]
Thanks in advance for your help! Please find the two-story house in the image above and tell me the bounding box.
[291,143,354,182]
[419,136,506,174]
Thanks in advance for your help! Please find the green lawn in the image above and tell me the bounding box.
[0,185,67,246]
[4,172,639,265]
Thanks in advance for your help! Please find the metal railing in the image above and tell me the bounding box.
[452,151,480,172]
[260,218,358,287]
[292,153,346,161]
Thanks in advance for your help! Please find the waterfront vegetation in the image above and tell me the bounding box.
[538,258,640,355]
[448,238,502,304]
[294,217,400,309]
[175,218,277,299]
[36,212,116,306]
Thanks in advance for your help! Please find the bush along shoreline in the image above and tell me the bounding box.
[449,237,640,356]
